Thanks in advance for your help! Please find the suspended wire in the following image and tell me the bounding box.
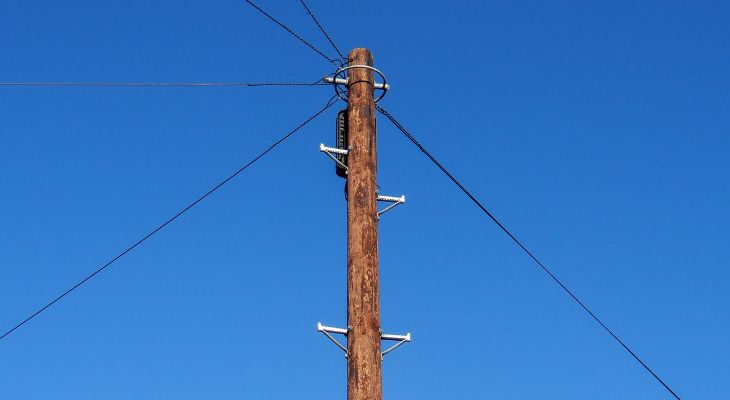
[0,81,328,88]
[376,105,683,400]
[0,95,339,343]
[298,0,346,61]
[243,0,340,66]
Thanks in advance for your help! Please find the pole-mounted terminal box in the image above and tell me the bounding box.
[335,109,348,178]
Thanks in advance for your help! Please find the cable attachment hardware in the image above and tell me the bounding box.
[377,194,406,217]
[320,143,349,175]
[316,322,412,360]
[323,65,389,103]
[381,331,411,360]
[317,322,349,357]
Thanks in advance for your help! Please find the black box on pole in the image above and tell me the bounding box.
[336,108,348,178]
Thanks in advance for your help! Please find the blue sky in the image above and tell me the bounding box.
[1,1,728,398]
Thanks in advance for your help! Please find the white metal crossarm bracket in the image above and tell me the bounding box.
[320,143,349,173]
[318,322,349,335]
[317,322,348,356]
[381,331,411,359]
[319,144,349,156]
[317,323,411,359]
[377,194,406,217]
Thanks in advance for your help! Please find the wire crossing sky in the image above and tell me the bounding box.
[243,0,341,66]
[0,81,328,87]
[0,1,727,399]
[377,105,683,400]
[298,0,346,61]
[0,95,339,342]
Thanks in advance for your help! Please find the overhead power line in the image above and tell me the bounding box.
[376,105,683,400]
[298,0,346,61]
[243,0,340,66]
[0,95,339,343]
[0,81,327,88]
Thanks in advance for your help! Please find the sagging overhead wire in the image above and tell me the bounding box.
[375,105,683,400]
[0,94,340,343]
[298,0,346,61]
[243,0,340,66]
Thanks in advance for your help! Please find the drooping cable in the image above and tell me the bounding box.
[243,0,340,66]
[298,0,346,61]
[0,95,339,343]
[376,105,683,400]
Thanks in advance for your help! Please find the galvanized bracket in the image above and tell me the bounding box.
[317,322,349,357]
[381,331,411,359]
[323,64,390,103]
[377,194,406,218]
[320,143,349,174]
[324,76,389,90]
[317,322,411,360]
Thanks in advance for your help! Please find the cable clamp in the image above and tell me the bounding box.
[324,76,389,91]
[324,76,347,85]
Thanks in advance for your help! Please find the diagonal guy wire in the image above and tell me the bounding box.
[243,0,340,66]
[298,0,346,61]
[0,95,339,343]
[376,104,683,400]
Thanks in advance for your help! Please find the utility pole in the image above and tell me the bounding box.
[318,47,408,400]
[346,47,382,400]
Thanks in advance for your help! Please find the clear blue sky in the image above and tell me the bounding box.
[1,1,728,398]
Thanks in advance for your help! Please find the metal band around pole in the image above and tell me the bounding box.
[328,64,389,103]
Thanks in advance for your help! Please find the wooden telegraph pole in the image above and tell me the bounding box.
[346,48,382,400]
[320,47,406,399]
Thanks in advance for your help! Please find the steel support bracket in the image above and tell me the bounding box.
[377,194,406,218]
[320,143,349,174]
[317,322,349,357]
[317,322,411,360]
[381,331,411,359]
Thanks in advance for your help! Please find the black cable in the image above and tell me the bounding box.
[243,0,339,66]
[0,81,328,88]
[0,95,339,343]
[298,0,346,61]
[376,105,683,400]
